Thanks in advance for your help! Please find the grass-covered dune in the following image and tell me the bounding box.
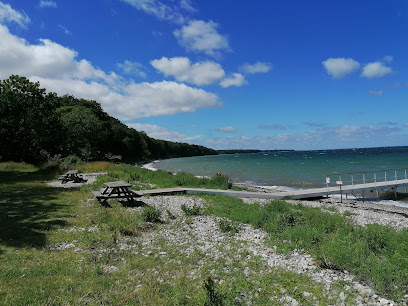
[0,162,407,304]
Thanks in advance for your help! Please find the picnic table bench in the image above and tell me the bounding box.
[92,180,141,203]
[58,170,85,184]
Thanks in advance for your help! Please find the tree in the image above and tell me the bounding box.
[0,75,62,162]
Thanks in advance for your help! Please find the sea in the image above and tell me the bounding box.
[144,146,408,206]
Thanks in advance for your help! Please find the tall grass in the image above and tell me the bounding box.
[76,161,120,173]
[85,163,234,190]
[205,195,408,301]
[0,162,39,172]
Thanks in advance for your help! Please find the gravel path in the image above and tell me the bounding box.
[47,172,106,188]
[133,195,403,305]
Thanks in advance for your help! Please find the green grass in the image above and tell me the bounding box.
[75,162,236,191]
[1,162,407,304]
[181,203,202,216]
[204,194,408,301]
[0,162,39,172]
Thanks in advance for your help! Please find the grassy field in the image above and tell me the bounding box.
[0,162,407,304]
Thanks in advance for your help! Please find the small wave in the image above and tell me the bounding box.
[253,184,300,192]
[141,161,159,171]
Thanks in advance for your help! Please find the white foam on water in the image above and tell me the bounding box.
[141,161,159,171]
[252,184,300,192]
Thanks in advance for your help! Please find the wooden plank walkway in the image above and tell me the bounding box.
[137,178,408,200]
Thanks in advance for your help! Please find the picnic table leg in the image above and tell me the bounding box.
[102,186,110,195]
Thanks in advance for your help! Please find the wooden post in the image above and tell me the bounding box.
[336,181,343,203]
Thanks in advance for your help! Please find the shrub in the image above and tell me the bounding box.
[181,204,201,216]
[218,219,240,235]
[142,206,162,223]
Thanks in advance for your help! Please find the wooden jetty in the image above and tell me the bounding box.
[138,168,408,200]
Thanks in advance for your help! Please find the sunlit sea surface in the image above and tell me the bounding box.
[145,147,408,206]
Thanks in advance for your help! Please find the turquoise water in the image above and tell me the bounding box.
[148,146,408,190]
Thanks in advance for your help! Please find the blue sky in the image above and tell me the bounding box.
[1,0,408,150]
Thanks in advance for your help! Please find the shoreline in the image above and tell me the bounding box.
[236,184,408,230]
[141,161,408,209]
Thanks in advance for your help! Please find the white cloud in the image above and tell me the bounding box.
[259,124,287,130]
[117,60,147,78]
[35,78,220,120]
[58,24,71,35]
[121,0,186,24]
[383,55,393,62]
[151,56,225,85]
[361,62,392,79]
[368,90,384,96]
[179,0,196,12]
[39,1,57,8]
[174,20,229,56]
[220,73,246,88]
[217,126,236,133]
[127,123,199,142]
[0,2,30,28]
[322,58,360,79]
[0,23,221,120]
[240,62,273,74]
[201,125,405,150]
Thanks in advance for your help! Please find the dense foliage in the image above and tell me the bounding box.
[0,75,217,163]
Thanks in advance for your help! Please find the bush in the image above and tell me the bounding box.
[218,219,240,235]
[181,204,201,216]
[142,206,162,223]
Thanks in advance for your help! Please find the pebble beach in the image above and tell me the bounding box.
[49,176,408,304]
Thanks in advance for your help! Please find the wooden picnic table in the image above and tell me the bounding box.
[92,180,141,203]
[59,170,84,183]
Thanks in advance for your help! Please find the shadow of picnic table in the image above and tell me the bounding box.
[0,171,69,249]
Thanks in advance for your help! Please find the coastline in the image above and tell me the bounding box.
[141,160,408,211]
[237,183,408,229]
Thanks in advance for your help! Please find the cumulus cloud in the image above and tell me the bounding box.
[361,62,392,79]
[117,60,147,78]
[220,73,246,88]
[368,90,384,96]
[0,23,221,120]
[322,57,360,79]
[240,62,273,74]
[127,123,200,142]
[39,1,57,8]
[174,20,229,56]
[217,126,237,133]
[121,0,187,24]
[151,56,225,85]
[0,2,30,28]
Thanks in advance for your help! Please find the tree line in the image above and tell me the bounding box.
[0,75,218,164]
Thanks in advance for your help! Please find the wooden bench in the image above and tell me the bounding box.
[92,181,142,203]
[92,190,141,200]
[58,170,85,184]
